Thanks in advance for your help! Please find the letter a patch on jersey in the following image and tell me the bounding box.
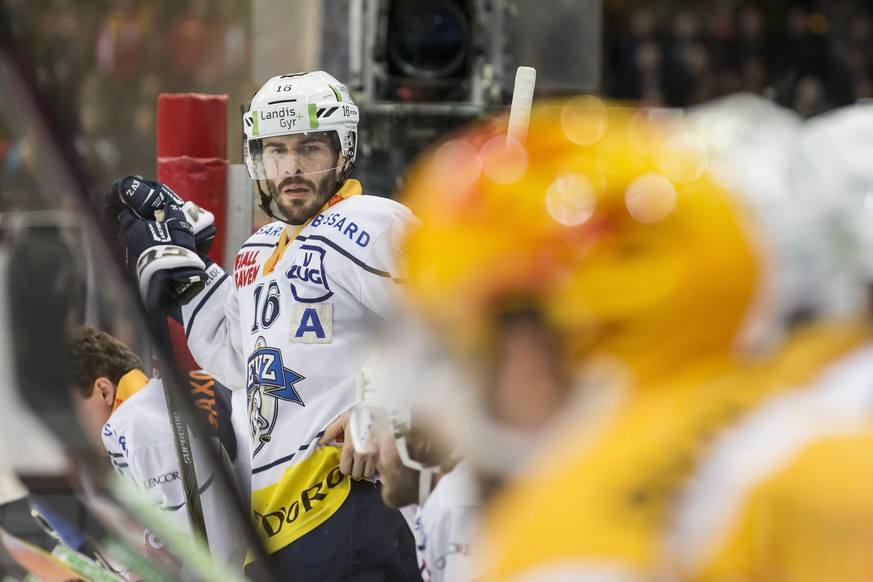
[290,304,333,344]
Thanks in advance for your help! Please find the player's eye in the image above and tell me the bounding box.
[300,145,319,155]
[266,146,288,156]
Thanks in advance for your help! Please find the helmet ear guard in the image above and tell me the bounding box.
[243,136,277,220]
[243,138,267,181]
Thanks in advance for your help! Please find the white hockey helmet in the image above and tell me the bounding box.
[349,321,456,504]
[791,101,873,316]
[243,71,359,180]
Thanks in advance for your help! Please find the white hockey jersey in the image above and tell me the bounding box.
[180,180,419,556]
[101,369,248,570]
[414,460,484,582]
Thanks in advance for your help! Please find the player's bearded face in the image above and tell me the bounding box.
[262,132,343,225]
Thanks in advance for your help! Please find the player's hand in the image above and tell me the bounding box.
[319,412,376,480]
[110,175,217,256]
[112,175,184,218]
[118,204,208,312]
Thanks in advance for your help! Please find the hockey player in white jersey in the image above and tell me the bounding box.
[68,326,247,574]
[350,332,485,582]
[107,71,421,580]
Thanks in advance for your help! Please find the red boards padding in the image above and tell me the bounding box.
[156,93,228,267]
[156,93,229,371]
[157,93,227,159]
[157,156,227,266]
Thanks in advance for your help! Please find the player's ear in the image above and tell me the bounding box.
[94,377,116,407]
[335,153,348,174]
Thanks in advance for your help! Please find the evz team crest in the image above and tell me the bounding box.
[247,336,305,455]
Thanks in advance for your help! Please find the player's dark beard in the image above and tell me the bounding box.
[267,171,339,225]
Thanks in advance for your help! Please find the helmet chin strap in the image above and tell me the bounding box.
[418,467,435,506]
[257,160,356,226]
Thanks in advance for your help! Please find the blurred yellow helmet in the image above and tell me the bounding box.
[400,98,759,382]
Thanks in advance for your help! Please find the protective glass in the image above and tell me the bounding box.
[0,19,269,577]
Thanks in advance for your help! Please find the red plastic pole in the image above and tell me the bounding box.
[156,93,228,267]
[156,93,229,371]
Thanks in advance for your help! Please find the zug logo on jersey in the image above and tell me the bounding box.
[286,245,332,302]
[248,336,305,455]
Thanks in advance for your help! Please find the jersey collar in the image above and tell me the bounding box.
[263,179,362,276]
[112,369,150,412]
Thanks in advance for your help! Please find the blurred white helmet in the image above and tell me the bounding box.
[685,93,828,353]
[243,71,359,180]
[790,101,873,317]
[349,321,458,503]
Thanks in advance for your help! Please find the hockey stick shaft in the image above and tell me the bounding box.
[147,309,209,545]
[507,66,537,143]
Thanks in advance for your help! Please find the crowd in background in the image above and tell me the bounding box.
[602,0,873,114]
[6,0,250,187]
[4,0,873,194]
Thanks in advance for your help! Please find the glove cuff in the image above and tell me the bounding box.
[181,201,215,236]
[135,244,206,299]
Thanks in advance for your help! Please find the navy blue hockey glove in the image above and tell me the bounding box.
[112,175,184,216]
[111,175,218,256]
[118,203,208,313]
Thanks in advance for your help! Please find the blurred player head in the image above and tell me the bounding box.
[68,326,144,449]
[350,338,455,507]
[356,411,438,509]
[790,101,873,317]
[397,98,759,480]
[243,71,359,224]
